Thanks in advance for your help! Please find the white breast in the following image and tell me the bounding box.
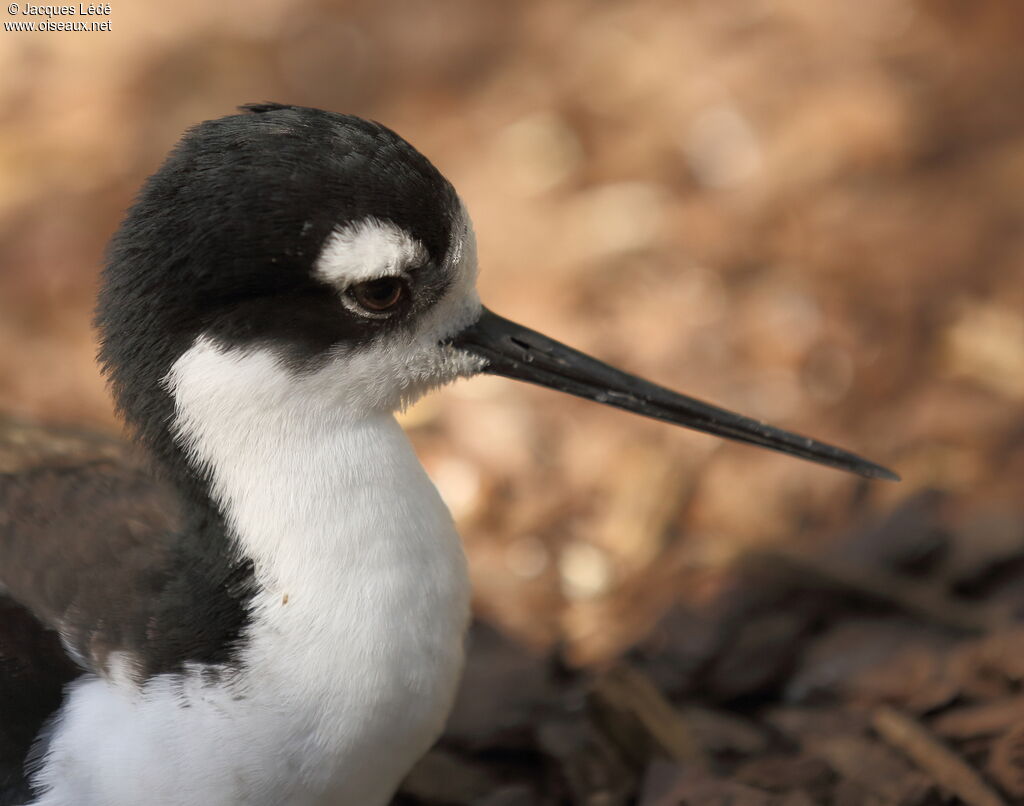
[31,342,472,806]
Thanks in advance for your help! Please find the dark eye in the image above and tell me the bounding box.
[349,277,405,313]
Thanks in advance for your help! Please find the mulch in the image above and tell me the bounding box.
[398,490,1024,805]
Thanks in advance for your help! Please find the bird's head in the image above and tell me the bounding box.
[97,103,896,482]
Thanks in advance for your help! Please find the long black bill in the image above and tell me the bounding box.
[451,308,899,481]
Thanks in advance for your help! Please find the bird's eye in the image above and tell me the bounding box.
[349,277,405,313]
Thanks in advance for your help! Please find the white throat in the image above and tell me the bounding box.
[167,340,472,804]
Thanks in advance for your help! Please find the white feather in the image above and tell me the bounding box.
[315,218,428,286]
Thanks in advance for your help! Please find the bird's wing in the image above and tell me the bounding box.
[0,416,184,796]
[0,416,183,674]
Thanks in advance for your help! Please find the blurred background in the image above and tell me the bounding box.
[2,0,1022,670]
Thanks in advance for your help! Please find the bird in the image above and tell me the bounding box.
[0,103,898,806]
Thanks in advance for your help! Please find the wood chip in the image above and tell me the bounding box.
[639,761,774,806]
[703,610,813,701]
[399,749,496,803]
[589,664,706,768]
[950,628,1024,700]
[679,705,769,757]
[851,644,959,713]
[813,735,932,805]
[931,696,1024,739]
[872,705,1007,806]
[750,548,1010,634]
[733,754,834,798]
[786,617,956,712]
[536,717,636,805]
[764,706,870,745]
[987,723,1024,799]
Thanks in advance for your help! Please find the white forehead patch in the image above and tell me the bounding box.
[314,218,428,287]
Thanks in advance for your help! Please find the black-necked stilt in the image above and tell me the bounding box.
[0,103,897,806]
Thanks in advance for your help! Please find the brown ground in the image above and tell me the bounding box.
[2,1,1023,803]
